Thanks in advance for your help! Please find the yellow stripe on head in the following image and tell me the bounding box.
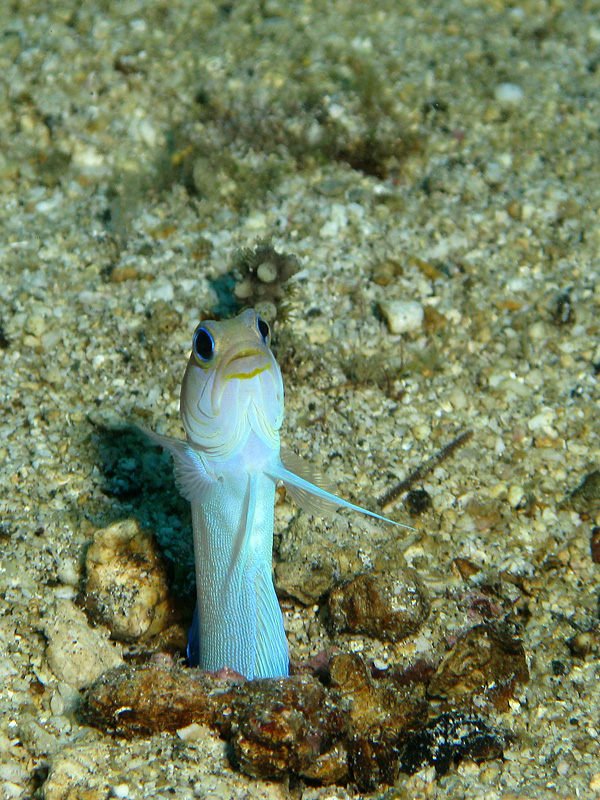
[227,364,270,381]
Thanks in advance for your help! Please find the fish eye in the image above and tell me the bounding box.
[257,315,270,342]
[192,326,215,362]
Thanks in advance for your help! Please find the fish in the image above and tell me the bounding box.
[142,308,410,680]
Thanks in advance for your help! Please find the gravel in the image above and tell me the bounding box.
[2,0,600,797]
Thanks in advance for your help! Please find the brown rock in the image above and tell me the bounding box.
[84,652,429,789]
[427,624,529,710]
[83,659,238,736]
[423,305,448,334]
[84,639,514,789]
[349,733,404,790]
[84,519,173,642]
[452,557,481,580]
[275,558,338,606]
[231,675,346,782]
[329,653,428,790]
[109,265,140,282]
[371,258,403,286]
[564,469,600,516]
[275,515,368,605]
[275,523,372,605]
[85,662,348,784]
[300,742,349,784]
[591,527,600,564]
[329,652,376,723]
[328,569,429,642]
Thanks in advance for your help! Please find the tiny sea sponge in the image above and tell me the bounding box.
[231,241,300,321]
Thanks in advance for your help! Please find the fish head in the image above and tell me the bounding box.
[180,308,284,460]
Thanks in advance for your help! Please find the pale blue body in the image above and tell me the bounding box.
[190,452,288,678]
[143,309,409,680]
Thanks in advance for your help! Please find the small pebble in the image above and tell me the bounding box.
[56,558,80,587]
[177,723,208,742]
[423,305,447,333]
[507,485,525,508]
[0,762,28,783]
[494,82,524,108]
[449,387,468,411]
[568,628,599,658]
[145,279,174,303]
[110,266,141,282]
[17,716,60,756]
[507,200,521,219]
[379,299,424,334]
[25,315,46,337]
[413,423,432,441]
[556,759,570,776]
[527,408,555,432]
[371,259,403,286]
[451,557,480,580]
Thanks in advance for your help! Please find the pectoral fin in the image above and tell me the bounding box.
[279,449,339,518]
[137,424,215,504]
[270,453,414,529]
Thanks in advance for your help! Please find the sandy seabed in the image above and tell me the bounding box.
[1,1,600,798]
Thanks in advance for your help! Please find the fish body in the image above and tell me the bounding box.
[190,462,287,677]
[144,308,408,679]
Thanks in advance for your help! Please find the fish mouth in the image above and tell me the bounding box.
[223,349,271,380]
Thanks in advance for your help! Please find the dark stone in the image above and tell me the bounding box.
[405,488,432,515]
[565,469,600,515]
[551,660,567,676]
[328,569,429,642]
[348,731,405,789]
[591,527,600,564]
[328,652,428,738]
[427,624,529,710]
[399,713,505,776]
[84,652,430,788]
[550,291,575,326]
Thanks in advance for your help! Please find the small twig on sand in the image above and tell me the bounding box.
[379,429,474,511]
